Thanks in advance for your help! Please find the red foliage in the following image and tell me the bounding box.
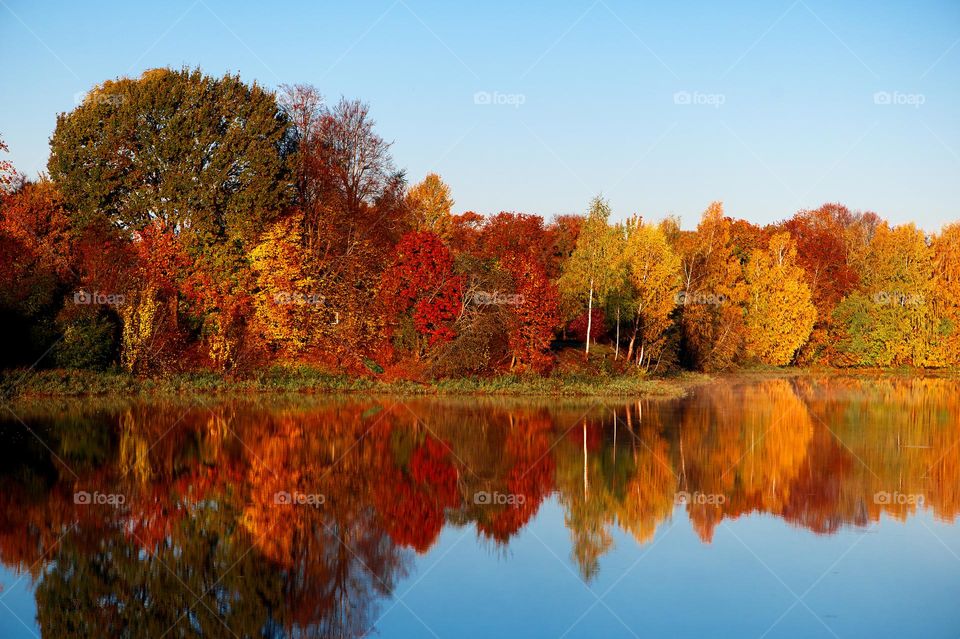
[782,204,859,312]
[0,180,74,308]
[567,308,606,343]
[502,254,560,372]
[376,435,459,553]
[448,211,484,256]
[380,231,464,348]
[545,214,584,278]
[131,221,191,296]
[479,213,551,267]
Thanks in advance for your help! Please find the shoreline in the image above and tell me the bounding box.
[4,366,957,403]
[2,367,713,401]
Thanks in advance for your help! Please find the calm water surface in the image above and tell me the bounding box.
[0,376,958,638]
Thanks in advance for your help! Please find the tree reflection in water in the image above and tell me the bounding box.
[1,376,958,636]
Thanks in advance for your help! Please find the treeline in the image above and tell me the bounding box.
[1,67,958,377]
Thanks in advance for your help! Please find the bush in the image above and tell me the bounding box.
[53,307,120,370]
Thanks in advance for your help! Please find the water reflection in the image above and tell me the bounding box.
[0,376,958,637]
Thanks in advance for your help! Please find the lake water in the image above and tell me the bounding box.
[0,375,958,638]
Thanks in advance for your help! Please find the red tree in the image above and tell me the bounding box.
[380,231,464,350]
[503,254,560,372]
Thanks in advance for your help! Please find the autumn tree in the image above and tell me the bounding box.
[743,233,817,365]
[117,221,191,373]
[249,212,329,356]
[502,254,561,372]
[834,223,934,366]
[558,197,621,356]
[622,216,682,370]
[379,231,464,358]
[0,178,75,366]
[928,224,960,365]
[49,68,294,244]
[0,136,22,193]
[448,211,485,256]
[675,202,748,371]
[780,204,859,364]
[406,173,454,238]
[545,213,584,279]
[479,212,553,270]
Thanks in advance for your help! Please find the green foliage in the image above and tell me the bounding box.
[53,308,120,370]
[49,68,293,244]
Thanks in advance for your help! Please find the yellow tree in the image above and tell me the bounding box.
[928,223,960,366]
[744,233,817,365]
[248,212,339,356]
[623,216,682,371]
[405,173,454,239]
[861,223,933,366]
[675,202,748,371]
[558,197,622,356]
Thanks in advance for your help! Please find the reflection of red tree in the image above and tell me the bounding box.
[565,419,603,451]
[376,436,459,553]
[781,427,855,534]
[477,414,555,543]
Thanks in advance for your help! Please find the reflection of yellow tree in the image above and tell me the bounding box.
[680,379,813,541]
[615,402,676,545]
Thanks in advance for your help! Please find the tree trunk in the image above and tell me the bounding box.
[585,278,594,357]
[626,315,639,362]
[614,307,620,360]
[583,421,589,497]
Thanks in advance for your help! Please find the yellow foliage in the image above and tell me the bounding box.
[862,223,934,366]
[119,284,162,373]
[249,212,340,357]
[406,173,454,238]
[623,217,682,368]
[744,233,817,365]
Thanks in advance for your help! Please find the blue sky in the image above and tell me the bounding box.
[1,0,958,229]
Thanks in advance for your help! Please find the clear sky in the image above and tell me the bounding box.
[1,0,958,230]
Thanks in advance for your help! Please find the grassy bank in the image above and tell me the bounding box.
[1,366,712,400]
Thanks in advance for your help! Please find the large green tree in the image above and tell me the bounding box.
[49,68,293,244]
